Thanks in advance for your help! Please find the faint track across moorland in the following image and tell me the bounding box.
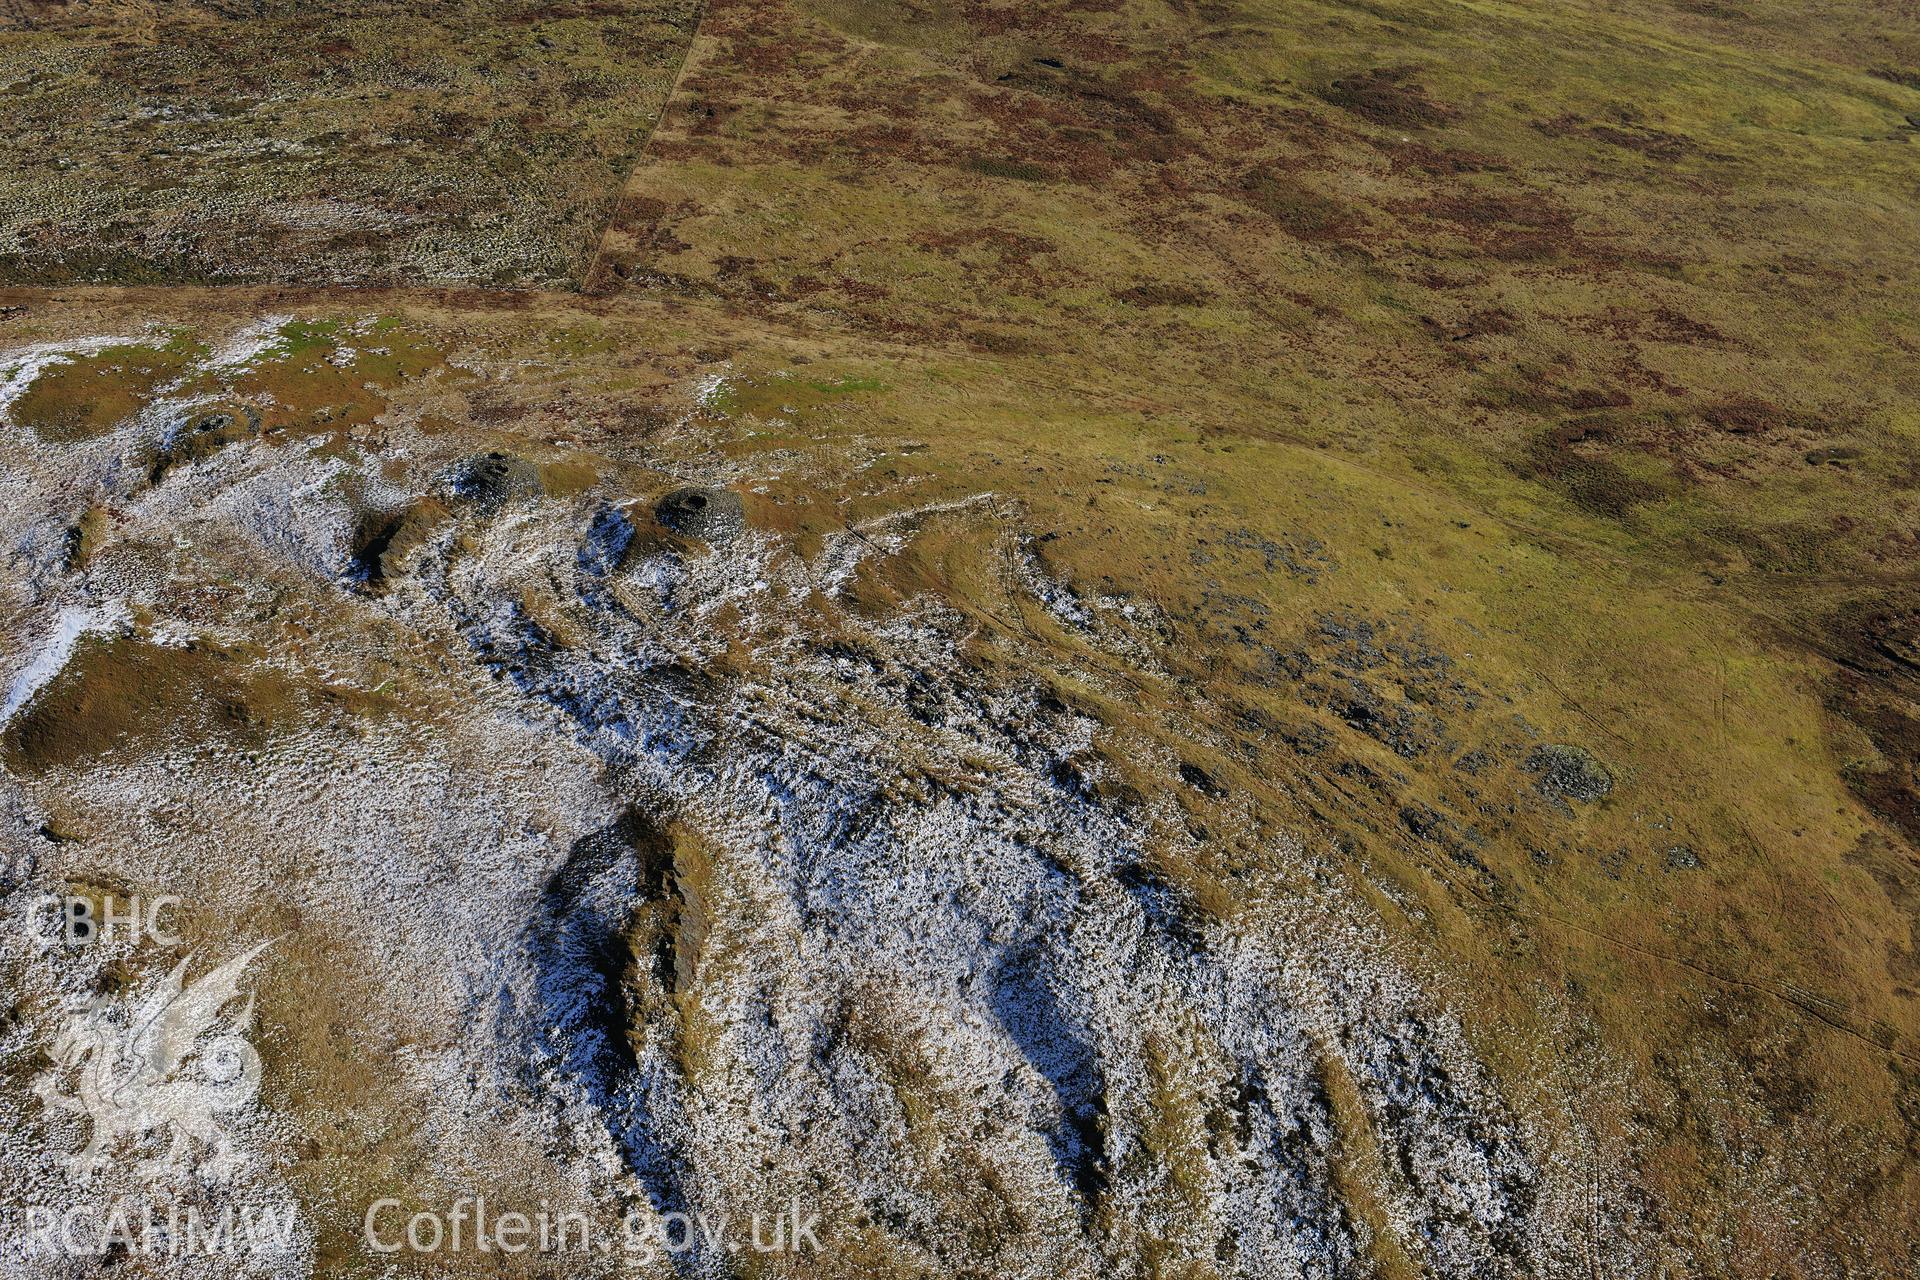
[577,0,711,296]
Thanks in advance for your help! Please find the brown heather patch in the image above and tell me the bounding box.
[1838,681,1920,846]
[1046,33,1132,66]
[911,227,1056,267]
[966,155,1059,183]
[1823,595,1920,847]
[974,68,1193,168]
[1114,282,1215,307]
[1535,114,1696,162]
[1474,375,1633,415]
[1516,429,1670,518]
[1423,306,1518,343]
[1843,833,1920,999]
[1699,396,1821,436]
[1633,308,1720,346]
[1371,137,1509,176]
[1319,66,1458,130]
[607,194,672,231]
[1581,305,1729,346]
[1237,173,1361,242]
[1400,188,1586,262]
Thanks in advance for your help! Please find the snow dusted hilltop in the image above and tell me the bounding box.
[0,311,1633,1278]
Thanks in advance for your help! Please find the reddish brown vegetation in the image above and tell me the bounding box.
[1319,66,1459,129]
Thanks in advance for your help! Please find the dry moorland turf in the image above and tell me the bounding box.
[0,0,701,285]
[2,0,1919,1274]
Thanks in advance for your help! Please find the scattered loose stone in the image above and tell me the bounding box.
[655,486,745,545]
[1524,743,1613,803]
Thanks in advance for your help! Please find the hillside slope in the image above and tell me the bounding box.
[0,0,1917,1275]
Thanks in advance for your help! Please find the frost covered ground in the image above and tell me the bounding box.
[0,317,1635,1277]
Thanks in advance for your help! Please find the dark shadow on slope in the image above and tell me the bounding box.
[580,503,637,577]
[1115,858,1207,955]
[989,949,1109,1204]
[524,808,693,1222]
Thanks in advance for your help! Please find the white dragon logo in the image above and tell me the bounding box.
[34,940,272,1183]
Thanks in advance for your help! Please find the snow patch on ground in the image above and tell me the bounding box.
[0,600,128,723]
